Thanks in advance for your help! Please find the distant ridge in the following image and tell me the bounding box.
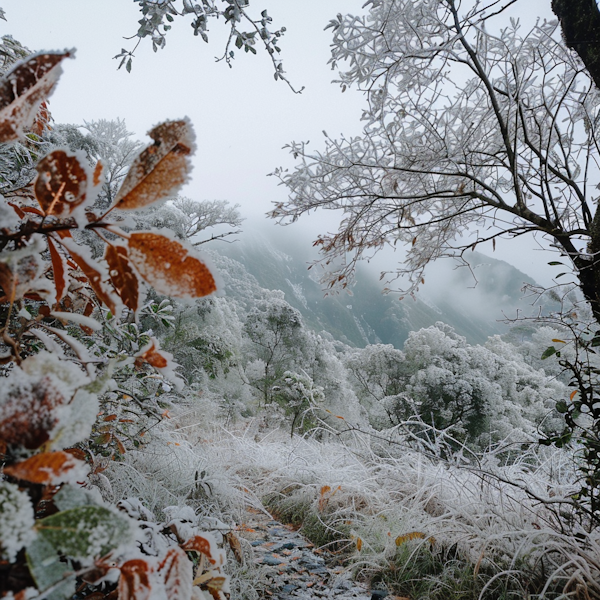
[217,231,540,347]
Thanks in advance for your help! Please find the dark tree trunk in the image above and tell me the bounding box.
[552,0,600,327]
[552,0,600,89]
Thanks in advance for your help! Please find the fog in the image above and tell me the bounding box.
[1,0,565,297]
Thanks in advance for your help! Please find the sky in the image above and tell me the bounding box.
[0,0,564,292]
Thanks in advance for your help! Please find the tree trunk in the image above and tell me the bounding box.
[552,0,600,90]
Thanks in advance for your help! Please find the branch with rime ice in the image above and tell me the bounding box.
[114,0,302,92]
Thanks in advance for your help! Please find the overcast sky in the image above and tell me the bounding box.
[1,1,563,291]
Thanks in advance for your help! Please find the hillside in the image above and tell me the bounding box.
[218,230,541,347]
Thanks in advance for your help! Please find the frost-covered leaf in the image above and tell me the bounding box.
[34,148,99,216]
[0,50,73,143]
[159,547,193,600]
[47,237,68,303]
[53,484,103,512]
[4,451,88,485]
[0,481,36,562]
[0,352,92,449]
[26,534,76,600]
[182,533,224,566]
[58,236,121,316]
[112,118,195,211]
[0,371,67,449]
[127,231,217,298]
[135,338,168,369]
[36,505,136,561]
[105,243,140,313]
[118,558,153,600]
[0,237,52,304]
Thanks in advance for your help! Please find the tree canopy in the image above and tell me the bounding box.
[271,0,600,327]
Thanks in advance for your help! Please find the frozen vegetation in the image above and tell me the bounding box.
[4,1,600,599]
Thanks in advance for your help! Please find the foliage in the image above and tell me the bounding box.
[272,0,600,326]
[117,0,302,91]
[0,38,229,600]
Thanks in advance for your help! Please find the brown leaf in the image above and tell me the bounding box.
[4,450,84,484]
[112,119,194,210]
[127,232,217,298]
[0,261,15,303]
[104,244,140,313]
[0,376,67,449]
[158,547,192,600]
[34,149,92,216]
[118,559,152,600]
[48,237,67,303]
[58,237,119,315]
[0,50,73,142]
[225,532,243,563]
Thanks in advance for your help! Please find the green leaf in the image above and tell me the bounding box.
[26,535,76,600]
[36,506,136,560]
[541,346,557,360]
[548,261,564,266]
[556,400,568,414]
[235,36,243,49]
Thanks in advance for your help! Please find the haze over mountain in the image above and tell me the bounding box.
[216,228,542,347]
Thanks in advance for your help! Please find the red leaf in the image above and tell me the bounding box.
[48,237,67,303]
[0,50,73,142]
[127,232,217,298]
[112,119,195,211]
[104,244,140,313]
[158,547,192,600]
[4,450,84,484]
[34,149,93,216]
[118,559,152,600]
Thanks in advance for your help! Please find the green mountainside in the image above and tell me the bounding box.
[218,231,540,347]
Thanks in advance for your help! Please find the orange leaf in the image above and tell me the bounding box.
[356,538,362,551]
[570,389,578,401]
[0,50,73,143]
[127,232,217,298]
[58,237,119,315]
[158,547,192,600]
[47,237,67,303]
[104,414,118,421]
[395,531,427,546]
[136,340,169,369]
[112,119,194,211]
[116,438,126,455]
[104,244,140,313]
[182,535,216,563]
[4,450,84,484]
[118,559,152,600]
[34,149,91,216]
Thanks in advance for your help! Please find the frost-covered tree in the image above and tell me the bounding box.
[243,294,307,404]
[401,324,564,446]
[344,343,411,428]
[272,0,600,328]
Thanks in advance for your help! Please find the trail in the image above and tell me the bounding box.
[238,508,375,600]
